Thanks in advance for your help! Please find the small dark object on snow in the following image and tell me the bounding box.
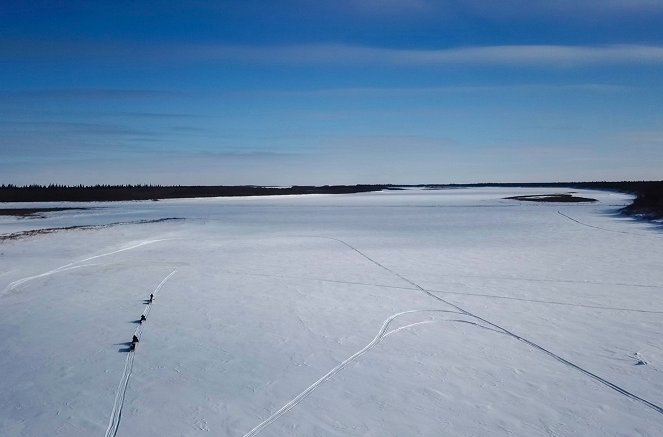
[149,293,154,303]
[140,315,146,322]
[132,335,139,344]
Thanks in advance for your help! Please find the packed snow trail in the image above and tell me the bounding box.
[425,289,663,314]
[105,348,135,437]
[557,210,662,238]
[225,270,663,314]
[242,309,474,437]
[2,264,98,295]
[236,267,661,289]
[104,269,177,437]
[4,239,170,293]
[320,236,663,416]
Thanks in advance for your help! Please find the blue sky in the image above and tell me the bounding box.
[1,1,662,185]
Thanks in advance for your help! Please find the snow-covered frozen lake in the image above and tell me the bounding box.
[1,187,662,436]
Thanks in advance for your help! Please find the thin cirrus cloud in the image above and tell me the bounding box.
[618,130,663,145]
[204,43,663,66]
[233,83,635,100]
[193,0,663,18]
[4,40,663,67]
[0,89,179,100]
[458,0,663,16]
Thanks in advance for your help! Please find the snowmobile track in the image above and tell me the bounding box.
[224,270,663,314]
[4,239,169,293]
[557,210,662,238]
[321,236,663,416]
[242,309,479,437]
[104,269,177,437]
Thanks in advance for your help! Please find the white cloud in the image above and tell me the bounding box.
[193,43,663,67]
[348,0,432,14]
[5,39,663,67]
[619,131,663,144]
[442,0,663,17]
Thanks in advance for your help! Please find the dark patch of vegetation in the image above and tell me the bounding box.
[0,207,88,217]
[505,194,597,203]
[618,182,663,220]
[0,184,388,202]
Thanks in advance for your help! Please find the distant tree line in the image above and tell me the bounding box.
[1,184,171,189]
[1,181,661,219]
[0,184,389,202]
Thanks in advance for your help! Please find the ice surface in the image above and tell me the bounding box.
[1,188,662,436]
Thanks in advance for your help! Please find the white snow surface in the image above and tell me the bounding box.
[1,187,662,436]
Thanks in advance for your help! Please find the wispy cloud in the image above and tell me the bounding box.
[243,44,663,66]
[243,83,636,99]
[0,89,179,100]
[342,0,433,15]
[189,0,663,18]
[0,120,157,137]
[4,40,663,67]
[619,130,663,144]
[460,0,663,17]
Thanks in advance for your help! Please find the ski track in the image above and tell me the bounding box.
[382,320,436,338]
[242,309,472,437]
[223,270,663,314]
[422,272,661,290]
[318,236,663,416]
[426,289,663,315]
[3,239,170,293]
[2,264,98,295]
[557,210,662,238]
[104,269,177,437]
[226,268,661,290]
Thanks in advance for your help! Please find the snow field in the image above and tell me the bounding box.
[0,188,662,436]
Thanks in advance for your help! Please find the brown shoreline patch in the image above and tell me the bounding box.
[0,207,88,217]
[505,193,597,203]
[0,217,184,241]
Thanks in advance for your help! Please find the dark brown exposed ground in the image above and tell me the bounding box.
[505,194,597,203]
[0,218,183,241]
[0,207,87,217]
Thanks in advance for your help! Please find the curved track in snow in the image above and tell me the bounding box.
[242,309,481,437]
[104,269,177,437]
[318,236,663,416]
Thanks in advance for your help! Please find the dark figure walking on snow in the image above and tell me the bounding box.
[132,334,139,344]
[140,315,146,323]
[149,293,154,303]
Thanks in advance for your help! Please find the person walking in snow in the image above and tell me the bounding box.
[149,293,154,303]
[132,334,139,344]
[140,314,146,323]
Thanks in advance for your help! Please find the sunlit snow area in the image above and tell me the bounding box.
[1,187,662,436]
